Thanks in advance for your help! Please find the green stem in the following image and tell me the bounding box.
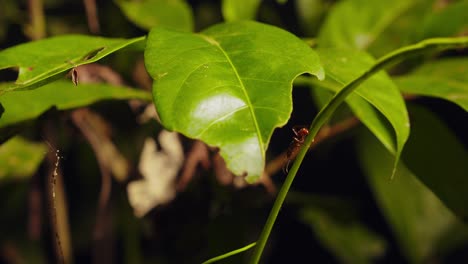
[202,242,256,264]
[249,36,468,264]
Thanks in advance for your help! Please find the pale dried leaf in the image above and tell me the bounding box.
[127,131,184,217]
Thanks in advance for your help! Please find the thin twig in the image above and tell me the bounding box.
[70,109,114,264]
[27,0,46,40]
[83,0,100,34]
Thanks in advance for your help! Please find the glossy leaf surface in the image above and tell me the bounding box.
[358,130,468,263]
[144,21,324,182]
[116,0,193,32]
[0,35,144,93]
[0,136,46,181]
[0,80,151,128]
[395,58,468,111]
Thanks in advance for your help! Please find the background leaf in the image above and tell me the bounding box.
[294,193,386,264]
[0,35,144,93]
[395,57,468,111]
[358,129,468,263]
[402,104,468,220]
[317,0,415,50]
[0,136,47,181]
[115,0,193,32]
[144,21,324,182]
[417,0,468,40]
[221,0,262,22]
[0,80,151,129]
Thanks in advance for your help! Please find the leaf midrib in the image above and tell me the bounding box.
[205,35,265,157]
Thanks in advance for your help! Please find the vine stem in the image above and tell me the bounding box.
[249,36,468,264]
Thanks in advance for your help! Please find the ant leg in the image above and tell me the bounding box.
[292,126,301,137]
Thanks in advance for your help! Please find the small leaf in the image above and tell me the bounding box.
[403,104,468,220]
[144,21,324,182]
[0,35,145,93]
[317,48,409,157]
[317,0,415,50]
[395,57,468,111]
[222,0,261,21]
[116,0,193,32]
[0,136,47,181]
[0,80,152,129]
[358,130,467,263]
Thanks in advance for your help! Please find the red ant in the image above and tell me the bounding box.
[283,126,309,174]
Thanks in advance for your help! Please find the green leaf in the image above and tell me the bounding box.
[221,0,261,21]
[395,57,468,111]
[402,104,468,220]
[418,0,468,40]
[0,35,145,93]
[358,129,467,263]
[0,136,47,181]
[300,207,386,264]
[144,21,324,182]
[0,80,151,129]
[317,48,409,156]
[318,0,415,50]
[115,0,193,32]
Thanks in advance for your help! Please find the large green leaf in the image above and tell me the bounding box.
[317,0,415,50]
[395,57,468,111]
[358,130,468,263]
[144,21,324,182]
[316,48,409,157]
[403,104,468,220]
[0,35,145,93]
[0,80,151,128]
[221,0,261,21]
[115,0,193,32]
[0,136,46,181]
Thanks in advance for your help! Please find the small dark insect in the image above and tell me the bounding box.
[283,126,309,174]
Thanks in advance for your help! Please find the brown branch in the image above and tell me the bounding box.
[177,140,210,191]
[83,0,100,34]
[70,109,116,264]
[26,0,46,40]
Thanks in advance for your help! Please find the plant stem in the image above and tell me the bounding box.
[249,36,468,264]
[202,242,256,264]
